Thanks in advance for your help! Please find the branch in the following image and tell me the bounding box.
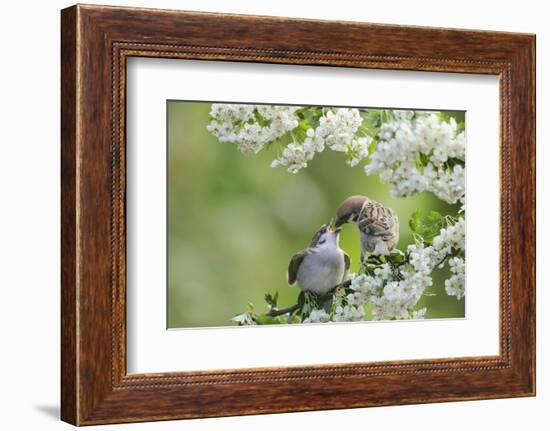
[265,281,352,318]
[266,303,300,317]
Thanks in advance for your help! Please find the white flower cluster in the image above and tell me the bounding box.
[334,218,465,321]
[207,104,300,155]
[372,245,437,320]
[270,143,313,174]
[231,311,256,325]
[364,111,465,204]
[428,164,465,205]
[314,109,371,167]
[271,108,372,173]
[333,304,365,322]
[445,256,465,299]
[411,308,427,319]
[347,137,371,167]
[303,309,330,323]
[432,218,465,255]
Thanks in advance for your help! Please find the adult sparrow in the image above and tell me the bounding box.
[335,195,399,259]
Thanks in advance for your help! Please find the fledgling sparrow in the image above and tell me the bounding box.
[335,195,399,260]
[287,224,350,295]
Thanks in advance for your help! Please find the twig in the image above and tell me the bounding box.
[266,303,300,317]
[266,281,352,317]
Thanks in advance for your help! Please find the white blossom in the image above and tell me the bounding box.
[445,256,465,299]
[317,108,363,152]
[342,217,465,321]
[231,312,256,325]
[207,104,299,155]
[432,217,465,255]
[303,309,330,323]
[373,263,393,280]
[270,143,313,174]
[333,304,365,322]
[271,108,371,172]
[415,115,465,164]
[430,164,465,205]
[364,111,465,204]
[347,137,371,167]
[411,308,427,319]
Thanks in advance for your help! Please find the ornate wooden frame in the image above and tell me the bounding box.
[61,4,536,425]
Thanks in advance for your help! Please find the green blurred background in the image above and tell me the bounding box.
[167,101,465,328]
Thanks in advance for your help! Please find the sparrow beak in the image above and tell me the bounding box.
[334,217,345,228]
[326,221,342,234]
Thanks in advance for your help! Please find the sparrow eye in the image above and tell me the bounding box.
[318,238,326,245]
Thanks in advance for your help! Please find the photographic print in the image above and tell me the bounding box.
[167,101,465,328]
[61,7,535,422]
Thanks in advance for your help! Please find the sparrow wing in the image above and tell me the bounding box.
[287,250,310,285]
[344,252,351,272]
[343,252,351,283]
[359,202,398,241]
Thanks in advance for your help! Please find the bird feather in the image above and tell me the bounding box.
[287,250,310,285]
[359,202,399,242]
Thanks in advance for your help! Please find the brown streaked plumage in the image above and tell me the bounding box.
[335,195,399,259]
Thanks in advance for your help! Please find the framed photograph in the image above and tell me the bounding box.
[61,4,536,425]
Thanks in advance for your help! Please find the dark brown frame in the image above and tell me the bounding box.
[61,4,536,426]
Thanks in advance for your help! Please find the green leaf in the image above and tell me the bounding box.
[295,108,307,120]
[409,208,423,234]
[368,137,379,154]
[445,157,465,169]
[437,111,451,123]
[253,109,275,127]
[255,313,283,325]
[409,209,444,245]
[264,292,279,309]
[318,293,334,313]
[298,119,310,130]
[299,291,322,322]
[415,155,423,171]
[301,107,323,128]
[366,109,382,127]
[415,151,432,173]
[386,249,406,264]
